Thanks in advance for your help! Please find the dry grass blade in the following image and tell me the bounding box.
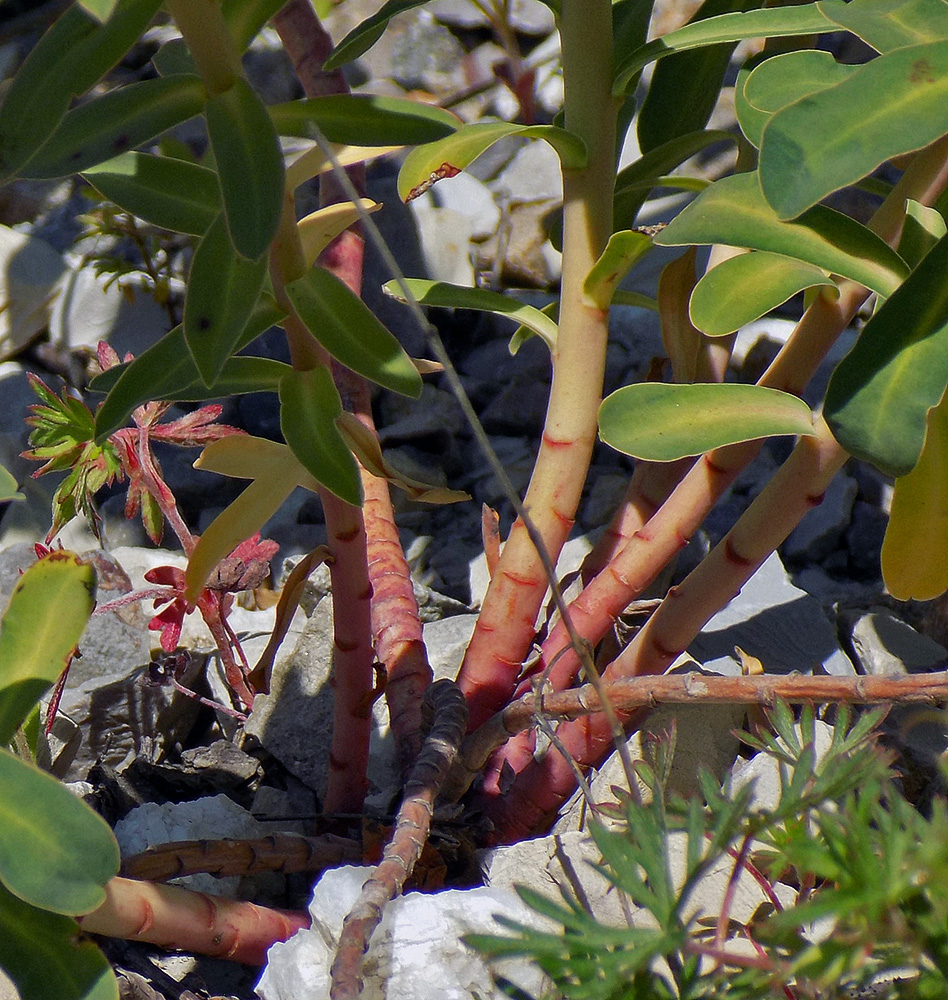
[330,679,468,1000]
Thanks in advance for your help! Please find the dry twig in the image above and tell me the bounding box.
[330,680,468,1000]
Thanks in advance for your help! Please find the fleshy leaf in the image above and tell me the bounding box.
[183,214,268,386]
[690,250,836,336]
[184,473,299,601]
[324,0,432,70]
[194,434,319,487]
[0,882,116,1000]
[279,367,362,506]
[898,199,948,267]
[613,129,738,229]
[286,267,422,397]
[636,0,744,154]
[613,4,838,95]
[821,0,948,53]
[599,382,815,461]
[0,749,118,914]
[19,75,205,180]
[583,231,653,309]
[298,200,380,268]
[658,248,702,384]
[285,143,403,192]
[221,0,288,50]
[824,233,948,477]
[881,392,948,600]
[91,296,284,438]
[82,152,221,235]
[382,278,559,352]
[205,77,285,261]
[759,41,948,220]
[269,95,459,146]
[654,171,908,297]
[397,122,586,202]
[0,551,95,747]
[0,0,163,181]
[0,465,22,503]
[336,412,468,504]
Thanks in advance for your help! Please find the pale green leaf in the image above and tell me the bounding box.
[599,382,816,461]
[654,172,908,297]
[690,250,836,336]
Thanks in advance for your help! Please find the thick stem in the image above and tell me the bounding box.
[456,0,617,730]
[274,0,432,777]
[79,877,309,966]
[479,133,948,803]
[490,425,849,840]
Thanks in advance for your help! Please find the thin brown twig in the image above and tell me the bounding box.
[443,668,948,800]
[329,680,468,1000]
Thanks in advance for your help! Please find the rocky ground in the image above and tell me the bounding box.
[0,2,946,998]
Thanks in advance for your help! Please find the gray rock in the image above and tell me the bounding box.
[689,551,856,676]
[0,362,40,481]
[431,0,555,34]
[57,661,204,780]
[843,609,948,676]
[783,472,858,563]
[845,499,888,575]
[422,613,477,681]
[493,140,563,204]
[389,10,466,92]
[244,598,397,801]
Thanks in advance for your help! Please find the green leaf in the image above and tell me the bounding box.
[382,278,560,352]
[323,0,429,70]
[221,0,288,50]
[898,199,948,267]
[744,50,858,114]
[82,152,221,235]
[76,0,118,21]
[205,77,285,261]
[824,233,948,477]
[881,392,948,600]
[92,296,283,438]
[613,4,838,95]
[759,41,948,220]
[739,49,858,148]
[279,367,362,506]
[820,0,948,53]
[637,0,753,153]
[286,267,422,397]
[599,382,816,461]
[654,172,909,297]
[151,36,197,77]
[397,121,586,202]
[20,75,205,180]
[0,465,23,503]
[690,250,836,336]
[0,882,116,1000]
[0,551,95,747]
[0,0,163,180]
[613,129,738,228]
[0,749,118,914]
[269,95,459,147]
[183,213,269,386]
[583,231,653,309]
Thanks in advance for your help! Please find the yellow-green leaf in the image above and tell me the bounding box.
[881,391,948,600]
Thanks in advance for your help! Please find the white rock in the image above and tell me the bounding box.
[114,794,266,894]
[256,866,554,1000]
